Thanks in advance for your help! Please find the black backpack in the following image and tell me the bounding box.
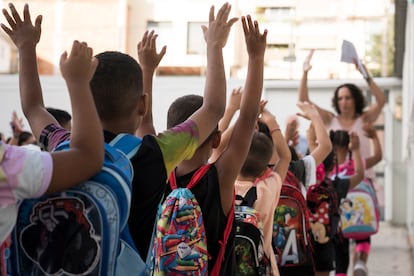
[234,187,270,275]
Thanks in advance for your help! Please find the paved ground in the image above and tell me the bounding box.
[330,221,414,276]
[366,222,413,276]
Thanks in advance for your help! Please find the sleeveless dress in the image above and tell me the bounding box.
[328,117,375,179]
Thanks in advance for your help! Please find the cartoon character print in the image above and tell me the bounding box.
[20,197,100,275]
[309,202,330,244]
[273,205,297,254]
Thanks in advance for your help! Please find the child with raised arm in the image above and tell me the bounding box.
[235,106,291,275]
[3,3,238,271]
[164,15,266,274]
[334,124,382,276]
[273,102,332,276]
[0,38,104,246]
[310,131,364,276]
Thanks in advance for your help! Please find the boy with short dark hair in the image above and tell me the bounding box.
[163,15,267,274]
[6,2,238,266]
[46,107,72,131]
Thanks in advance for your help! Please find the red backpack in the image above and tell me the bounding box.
[273,170,314,269]
[306,176,340,244]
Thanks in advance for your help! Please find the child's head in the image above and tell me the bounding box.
[239,131,273,179]
[167,94,203,129]
[17,131,36,146]
[323,130,351,174]
[46,107,72,131]
[330,130,350,149]
[256,121,272,141]
[167,94,219,147]
[90,51,145,124]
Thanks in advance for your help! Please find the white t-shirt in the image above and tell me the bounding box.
[0,143,52,243]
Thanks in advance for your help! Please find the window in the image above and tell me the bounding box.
[146,21,172,51]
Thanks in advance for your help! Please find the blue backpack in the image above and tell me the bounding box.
[7,133,141,276]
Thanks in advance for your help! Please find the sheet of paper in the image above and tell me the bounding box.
[340,40,368,78]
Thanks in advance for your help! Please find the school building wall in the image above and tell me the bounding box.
[0,75,406,227]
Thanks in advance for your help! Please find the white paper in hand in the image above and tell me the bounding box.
[340,40,369,78]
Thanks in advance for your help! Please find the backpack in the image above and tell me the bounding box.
[273,170,314,269]
[306,177,340,244]
[152,163,232,275]
[1,236,10,276]
[340,178,380,240]
[7,133,142,276]
[234,186,270,275]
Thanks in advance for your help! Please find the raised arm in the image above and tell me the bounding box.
[47,41,104,193]
[260,108,291,181]
[216,14,267,214]
[209,87,242,162]
[298,49,333,125]
[363,123,382,169]
[1,3,58,139]
[135,30,166,137]
[284,115,299,149]
[8,111,24,146]
[358,63,387,124]
[188,3,238,145]
[348,132,364,189]
[296,101,332,166]
[218,87,242,132]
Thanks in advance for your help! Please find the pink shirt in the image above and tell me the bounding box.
[328,117,374,179]
[235,171,282,276]
[0,143,52,243]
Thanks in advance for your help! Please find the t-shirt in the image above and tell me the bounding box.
[235,171,282,276]
[0,142,52,243]
[169,164,235,275]
[39,122,199,260]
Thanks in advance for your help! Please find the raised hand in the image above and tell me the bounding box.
[303,49,314,73]
[362,123,377,139]
[259,108,277,128]
[201,2,238,48]
[10,110,24,136]
[1,3,42,49]
[241,15,267,58]
[258,99,268,117]
[296,101,319,120]
[228,87,243,111]
[348,132,360,151]
[285,116,299,147]
[138,30,166,72]
[59,41,98,85]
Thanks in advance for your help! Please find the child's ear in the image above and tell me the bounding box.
[212,130,221,149]
[138,93,148,116]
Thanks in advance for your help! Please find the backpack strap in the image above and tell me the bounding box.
[109,133,142,159]
[210,193,235,276]
[236,186,257,208]
[254,167,273,185]
[169,163,213,190]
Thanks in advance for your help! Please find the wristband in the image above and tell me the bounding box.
[270,128,281,135]
[365,76,372,84]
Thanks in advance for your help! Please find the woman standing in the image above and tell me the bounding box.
[298,50,386,276]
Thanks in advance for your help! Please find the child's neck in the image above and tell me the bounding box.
[236,175,256,182]
[335,148,349,164]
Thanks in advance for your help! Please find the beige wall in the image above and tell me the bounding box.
[0,0,394,79]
